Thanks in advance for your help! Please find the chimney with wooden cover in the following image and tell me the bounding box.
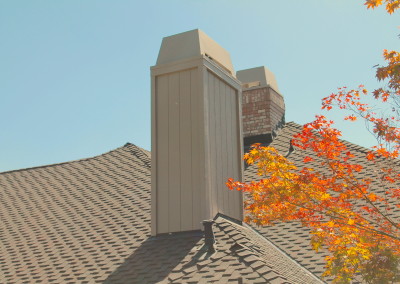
[237,66,285,148]
[151,30,244,235]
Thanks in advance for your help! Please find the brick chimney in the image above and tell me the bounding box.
[237,66,285,148]
[151,30,243,235]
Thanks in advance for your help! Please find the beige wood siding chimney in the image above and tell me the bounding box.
[151,30,243,235]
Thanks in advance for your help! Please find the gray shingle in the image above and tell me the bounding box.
[245,121,400,283]
[0,139,326,284]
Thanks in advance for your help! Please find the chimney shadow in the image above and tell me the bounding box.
[103,231,203,284]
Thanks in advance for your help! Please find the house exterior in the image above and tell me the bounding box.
[1,30,397,283]
[0,134,324,284]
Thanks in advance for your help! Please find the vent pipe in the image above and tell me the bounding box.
[202,220,215,252]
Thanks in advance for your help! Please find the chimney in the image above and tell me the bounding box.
[237,66,285,148]
[151,30,244,235]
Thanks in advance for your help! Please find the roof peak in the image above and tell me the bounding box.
[0,143,146,175]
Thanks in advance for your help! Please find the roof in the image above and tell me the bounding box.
[0,141,321,283]
[0,144,152,283]
[245,122,400,282]
[2,122,396,283]
[245,122,329,278]
[105,215,320,284]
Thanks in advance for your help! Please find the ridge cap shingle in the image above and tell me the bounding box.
[0,143,146,175]
[243,223,325,284]
[280,121,383,156]
[125,143,151,169]
[213,215,323,283]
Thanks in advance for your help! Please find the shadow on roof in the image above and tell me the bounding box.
[104,231,203,284]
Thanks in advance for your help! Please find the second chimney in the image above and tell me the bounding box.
[237,66,285,149]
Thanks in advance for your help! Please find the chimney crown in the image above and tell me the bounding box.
[156,29,235,75]
[237,66,279,92]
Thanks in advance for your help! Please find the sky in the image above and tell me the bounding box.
[0,0,398,172]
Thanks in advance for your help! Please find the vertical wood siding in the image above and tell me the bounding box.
[155,66,242,234]
[206,70,242,221]
[155,75,170,234]
[156,68,203,233]
[190,68,203,230]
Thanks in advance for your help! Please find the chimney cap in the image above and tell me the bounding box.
[237,66,280,92]
[156,29,235,75]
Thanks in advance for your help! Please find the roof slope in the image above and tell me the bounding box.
[245,121,400,281]
[244,122,329,277]
[104,215,320,284]
[0,142,321,283]
[0,143,152,283]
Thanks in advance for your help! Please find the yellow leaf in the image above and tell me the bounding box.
[321,193,330,200]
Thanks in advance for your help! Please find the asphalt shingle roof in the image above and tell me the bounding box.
[4,122,396,283]
[0,144,152,283]
[0,140,322,283]
[245,121,400,282]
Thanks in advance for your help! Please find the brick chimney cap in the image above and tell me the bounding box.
[237,66,280,93]
[156,29,235,75]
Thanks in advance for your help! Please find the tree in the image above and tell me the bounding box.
[365,0,400,14]
[227,1,400,283]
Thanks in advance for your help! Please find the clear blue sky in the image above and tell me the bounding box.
[1,0,398,172]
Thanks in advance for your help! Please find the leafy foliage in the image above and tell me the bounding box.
[227,1,400,282]
[227,116,400,282]
[365,0,400,13]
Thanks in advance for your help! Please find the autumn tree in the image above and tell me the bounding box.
[365,0,400,14]
[227,1,400,283]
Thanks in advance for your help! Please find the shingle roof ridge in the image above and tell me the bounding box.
[124,142,151,169]
[243,222,326,284]
[214,215,324,283]
[284,121,400,169]
[282,121,379,155]
[0,143,148,175]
